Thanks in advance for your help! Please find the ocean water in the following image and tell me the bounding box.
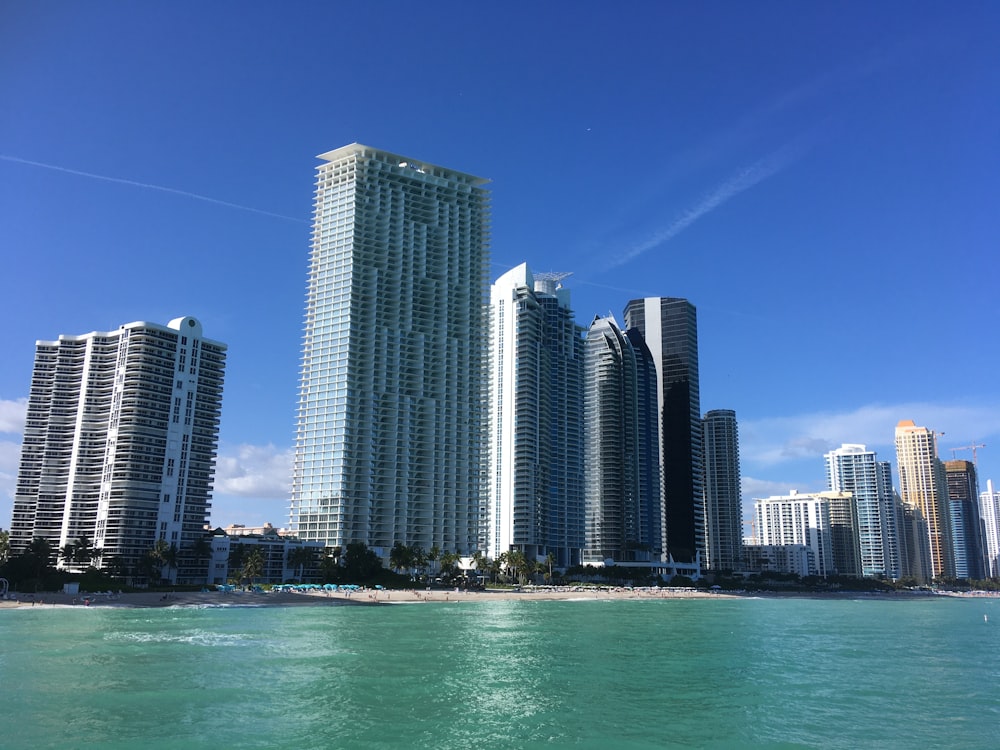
[1,596,998,749]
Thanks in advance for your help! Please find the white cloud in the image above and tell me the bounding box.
[0,398,27,433]
[608,136,811,270]
[740,401,1000,469]
[0,154,307,224]
[213,443,292,498]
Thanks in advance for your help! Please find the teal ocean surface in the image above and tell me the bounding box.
[2,596,998,749]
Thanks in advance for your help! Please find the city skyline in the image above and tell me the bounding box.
[2,3,999,530]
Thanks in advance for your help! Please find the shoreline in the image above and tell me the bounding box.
[3,585,995,610]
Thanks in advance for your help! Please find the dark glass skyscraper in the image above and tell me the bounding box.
[944,459,985,580]
[623,297,703,564]
[702,409,743,572]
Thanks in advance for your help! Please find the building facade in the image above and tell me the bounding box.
[944,460,985,580]
[623,297,704,564]
[894,420,954,579]
[581,315,659,564]
[979,480,1000,578]
[753,491,845,577]
[485,264,584,567]
[289,145,490,559]
[825,444,900,579]
[10,317,226,583]
[702,409,743,572]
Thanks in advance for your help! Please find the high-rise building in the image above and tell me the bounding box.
[485,264,584,567]
[702,409,743,572]
[894,420,954,579]
[623,297,703,564]
[10,317,226,583]
[753,491,845,577]
[826,493,861,578]
[896,494,933,583]
[825,444,901,579]
[979,480,1000,578]
[944,460,985,580]
[290,144,490,558]
[581,315,659,564]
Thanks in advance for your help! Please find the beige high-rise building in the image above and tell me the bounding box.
[894,420,953,579]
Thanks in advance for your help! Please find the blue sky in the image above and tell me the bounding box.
[2,2,999,530]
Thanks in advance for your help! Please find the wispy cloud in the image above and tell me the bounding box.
[0,398,27,434]
[740,402,1000,469]
[0,154,308,223]
[213,443,292,498]
[607,136,811,269]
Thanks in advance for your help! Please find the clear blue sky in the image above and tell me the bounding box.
[2,1,998,529]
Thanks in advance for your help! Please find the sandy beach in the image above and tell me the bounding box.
[0,585,738,609]
[3,585,992,610]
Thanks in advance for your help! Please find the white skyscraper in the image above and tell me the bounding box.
[290,144,490,558]
[825,444,900,579]
[10,317,226,583]
[485,263,584,567]
[754,491,845,577]
[978,480,1000,578]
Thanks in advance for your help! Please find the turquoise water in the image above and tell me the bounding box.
[2,597,998,749]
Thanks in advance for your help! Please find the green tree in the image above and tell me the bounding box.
[428,545,441,577]
[287,545,316,581]
[59,543,77,568]
[241,547,265,588]
[544,552,556,584]
[411,546,428,578]
[0,530,9,564]
[148,540,179,583]
[439,551,461,581]
[342,542,382,582]
[389,542,413,574]
[72,535,94,567]
[28,537,55,580]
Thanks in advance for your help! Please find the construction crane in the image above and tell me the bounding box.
[949,442,986,465]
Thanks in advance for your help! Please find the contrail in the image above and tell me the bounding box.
[0,154,308,223]
[608,137,810,269]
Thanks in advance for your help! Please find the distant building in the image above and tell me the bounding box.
[944,460,985,580]
[485,264,584,568]
[825,444,900,579]
[581,315,658,564]
[702,409,743,572]
[10,317,226,584]
[895,420,954,578]
[743,544,813,578]
[289,144,490,560]
[208,528,325,585]
[753,491,850,577]
[623,297,704,564]
[979,480,1000,578]
[897,497,933,583]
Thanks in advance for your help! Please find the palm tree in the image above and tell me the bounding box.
[544,552,556,584]
[59,543,77,568]
[28,537,55,581]
[188,536,214,582]
[0,530,9,564]
[428,545,441,577]
[389,542,413,574]
[411,546,428,579]
[72,535,94,568]
[287,545,315,582]
[241,548,265,589]
[470,550,488,586]
[439,551,461,581]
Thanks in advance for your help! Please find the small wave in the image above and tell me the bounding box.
[105,629,249,647]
